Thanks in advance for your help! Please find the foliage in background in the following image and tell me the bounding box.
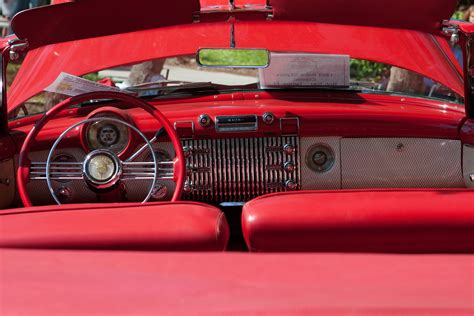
[452,11,464,20]
[82,73,101,82]
[6,63,21,88]
[350,60,390,82]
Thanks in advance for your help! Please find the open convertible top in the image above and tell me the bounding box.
[11,0,457,49]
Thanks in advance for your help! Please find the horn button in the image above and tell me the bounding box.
[83,149,121,188]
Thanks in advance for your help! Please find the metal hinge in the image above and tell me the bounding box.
[7,39,28,61]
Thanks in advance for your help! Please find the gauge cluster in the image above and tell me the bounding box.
[82,109,132,156]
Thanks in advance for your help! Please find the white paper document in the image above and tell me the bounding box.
[45,72,121,96]
[259,53,350,88]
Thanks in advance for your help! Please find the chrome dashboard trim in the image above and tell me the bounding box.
[215,115,258,133]
[182,136,300,202]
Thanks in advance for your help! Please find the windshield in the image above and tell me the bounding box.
[9,53,462,120]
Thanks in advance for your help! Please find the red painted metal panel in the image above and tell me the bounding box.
[9,92,465,154]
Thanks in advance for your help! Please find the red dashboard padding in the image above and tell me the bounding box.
[0,202,229,251]
[242,190,474,253]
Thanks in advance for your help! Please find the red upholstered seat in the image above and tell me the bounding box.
[242,190,474,253]
[0,202,229,251]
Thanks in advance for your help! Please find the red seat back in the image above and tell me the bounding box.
[0,202,229,251]
[242,190,474,252]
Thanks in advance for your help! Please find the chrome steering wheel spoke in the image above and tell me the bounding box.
[43,117,159,205]
[121,161,174,180]
[30,161,84,181]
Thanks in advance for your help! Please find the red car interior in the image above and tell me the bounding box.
[0,202,229,251]
[242,189,474,252]
[1,0,474,314]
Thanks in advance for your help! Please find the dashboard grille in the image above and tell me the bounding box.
[182,137,300,203]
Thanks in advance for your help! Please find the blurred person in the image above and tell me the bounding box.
[463,5,474,23]
[121,59,167,89]
[1,0,49,34]
[2,0,48,19]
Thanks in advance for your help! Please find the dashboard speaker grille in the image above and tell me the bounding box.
[341,138,464,188]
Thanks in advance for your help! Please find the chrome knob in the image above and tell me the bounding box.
[262,112,275,125]
[183,180,193,193]
[151,183,168,200]
[198,114,211,127]
[57,186,72,200]
[283,144,295,155]
[183,146,192,158]
[285,180,298,190]
[284,162,295,173]
[470,174,474,182]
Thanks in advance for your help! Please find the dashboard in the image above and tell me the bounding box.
[19,101,471,206]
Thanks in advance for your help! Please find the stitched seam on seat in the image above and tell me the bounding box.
[216,212,224,243]
[0,201,221,217]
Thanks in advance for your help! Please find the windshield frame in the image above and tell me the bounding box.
[7,21,463,116]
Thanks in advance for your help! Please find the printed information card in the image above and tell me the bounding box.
[46,72,122,96]
[259,53,350,88]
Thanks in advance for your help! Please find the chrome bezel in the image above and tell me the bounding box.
[262,112,275,125]
[306,144,335,173]
[85,113,130,155]
[215,115,258,133]
[83,149,122,189]
[198,114,212,127]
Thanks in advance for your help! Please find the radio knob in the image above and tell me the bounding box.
[283,144,295,155]
[183,180,193,193]
[262,112,275,125]
[285,180,298,190]
[284,162,295,172]
[198,114,211,127]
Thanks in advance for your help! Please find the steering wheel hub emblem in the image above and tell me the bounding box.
[83,149,121,188]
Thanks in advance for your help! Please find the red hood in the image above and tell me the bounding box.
[11,0,457,50]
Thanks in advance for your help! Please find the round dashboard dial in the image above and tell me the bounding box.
[98,124,120,147]
[85,114,130,154]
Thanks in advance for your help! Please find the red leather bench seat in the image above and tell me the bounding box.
[0,202,229,251]
[242,190,474,253]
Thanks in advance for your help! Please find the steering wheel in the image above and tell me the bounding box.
[17,91,186,207]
